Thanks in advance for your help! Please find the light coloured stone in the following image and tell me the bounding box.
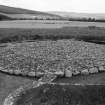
[13,69,23,75]
[8,69,14,74]
[54,71,64,77]
[0,67,3,70]
[65,70,72,78]
[98,66,105,72]
[89,67,98,74]
[72,70,80,76]
[35,72,44,77]
[1,68,8,73]
[28,71,36,77]
[81,69,89,75]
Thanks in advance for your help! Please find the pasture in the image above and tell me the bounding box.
[1,20,105,28]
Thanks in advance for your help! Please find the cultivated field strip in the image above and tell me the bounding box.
[0,39,105,78]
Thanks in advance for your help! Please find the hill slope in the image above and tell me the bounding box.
[48,11,105,19]
[0,5,62,20]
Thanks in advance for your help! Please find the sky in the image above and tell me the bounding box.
[0,0,105,13]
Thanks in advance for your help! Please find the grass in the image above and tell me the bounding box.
[1,20,105,28]
[15,84,105,105]
[1,71,105,105]
[0,27,105,43]
[0,72,34,105]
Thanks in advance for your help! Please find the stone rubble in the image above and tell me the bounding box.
[0,39,105,78]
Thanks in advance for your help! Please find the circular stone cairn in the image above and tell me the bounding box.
[2,39,105,105]
[1,40,105,79]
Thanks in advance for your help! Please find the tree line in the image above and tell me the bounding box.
[68,17,105,22]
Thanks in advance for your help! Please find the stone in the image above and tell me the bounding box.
[72,70,80,76]
[0,67,3,70]
[89,67,98,74]
[65,69,72,78]
[35,72,44,77]
[98,66,105,72]
[81,69,89,75]
[28,71,36,77]
[54,71,64,77]
[13,69,22,75]
[1,68,8,73]
[8,69,14,74]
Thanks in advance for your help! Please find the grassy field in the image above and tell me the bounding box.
[1,20,105,28]
[0,26,105,43]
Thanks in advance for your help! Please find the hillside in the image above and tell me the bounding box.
[0,13,13,20]
[48,11,105,19]
[0,5,62,20]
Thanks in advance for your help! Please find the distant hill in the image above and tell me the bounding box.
[48,11,105,19]
[0,13,12,20]
[0,5,62,20]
